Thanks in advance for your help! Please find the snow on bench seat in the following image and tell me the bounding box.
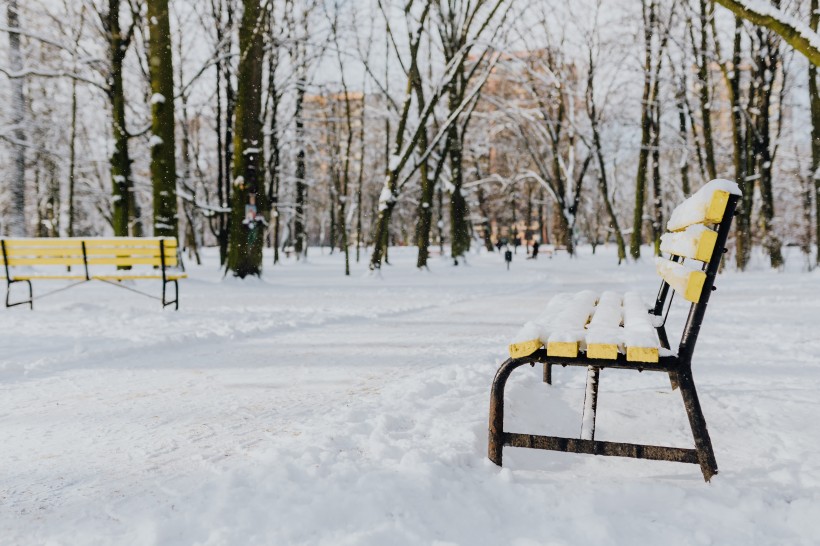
[622,292,661,363]
[547,290,598,358]
[585,291,623,360]
[508,291,662,363]
[655,258,706,304]
[667,179,741,232]
[508,293,572,359]
[660,224,718,262]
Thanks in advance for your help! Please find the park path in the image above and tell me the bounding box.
[0,268,550,528]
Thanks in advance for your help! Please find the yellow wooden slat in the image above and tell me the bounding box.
[660,228,718,262]
[83,247,176,257]
[587,343,618,360]
[694,230,718,262]
[705,190,730,224]
[3,243,82,252]
[92,273,188,280]
[5,275,87,280]
[508,339,542,359]
[3,258,87,266]
[547,341,579,358]
[1,238,87,247]
[626,347,659,363]
[86,258,170,266]
[656,260,707,304]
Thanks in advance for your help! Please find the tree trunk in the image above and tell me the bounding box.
[754,27,783,268]
[107,0,135,237]
[811,0,820,266]
[68,66,78,237]
[630,0,655,260]
[651,99,663,256]
[146,0,178,238]
[448,115,470,263]
[7,0,27,236]
[697,0,717,181]
[227,0,267,277]
[294,80,307,258]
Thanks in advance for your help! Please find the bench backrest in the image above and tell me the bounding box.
[1,237,179,270]
[652,180,741,363]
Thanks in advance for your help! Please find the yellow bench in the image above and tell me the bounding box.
[0,237,187,310]
[489,180,742,482]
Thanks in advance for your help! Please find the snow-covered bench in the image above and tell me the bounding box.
[489,180,742,481]
[0,237,186,310]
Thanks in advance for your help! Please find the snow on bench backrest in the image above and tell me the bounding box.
[655,258,706,303]
[667,179,741,232]
[659,225,718,263]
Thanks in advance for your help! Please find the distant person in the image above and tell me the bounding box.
[512,237,521,254]
[495,240,504,252]
[529,241,540,260]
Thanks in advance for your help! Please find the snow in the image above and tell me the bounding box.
[724,0,820,54]
[660,224,714,260]
[388,153,401,172]
[377,185,395,211]
[667,179,742,232]
[510,292,572,345]
[1,246,820,544]
[622,292,661,350]
[148,135,164,148]
[548,290,597,345]
[150,93,166,105]
[585,291,623,346]
[656,258,701,300]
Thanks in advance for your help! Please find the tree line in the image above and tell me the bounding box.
[2,0,819,277]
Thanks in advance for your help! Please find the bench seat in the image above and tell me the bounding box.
[509,291,664,363]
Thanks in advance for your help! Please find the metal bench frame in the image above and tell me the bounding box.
[1,238,181,310]
[488,194,739,482]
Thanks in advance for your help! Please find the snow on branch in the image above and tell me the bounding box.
[714,0,820,66]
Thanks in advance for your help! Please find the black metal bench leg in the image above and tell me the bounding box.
[6,279,33,309]
[543,363,552,385]
[489,358,530,466]
[580,366,601,441]
[674,367,718,482]
[162,279,179,310]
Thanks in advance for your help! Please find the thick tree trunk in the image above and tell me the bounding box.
[107,0,135,238]
[651,100,663,256]
[146,0,178,238]
[294,81,307,258]
[630,0,655,260]
[227,0,266,277]
[68,75,78,237]
[7,0,27,236]
[811,0,820,266]
[697,0,717,181]
[754,28,783,268]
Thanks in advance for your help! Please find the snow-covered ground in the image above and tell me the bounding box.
[1,245,819,545]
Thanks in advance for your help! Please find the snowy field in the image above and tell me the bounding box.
[1,245,819,545]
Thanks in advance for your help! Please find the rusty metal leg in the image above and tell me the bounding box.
[674,367,718,482]
[489,358,530,466]
[668,372,679,391]
[543,363,552,385]
[580,366,600,441]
